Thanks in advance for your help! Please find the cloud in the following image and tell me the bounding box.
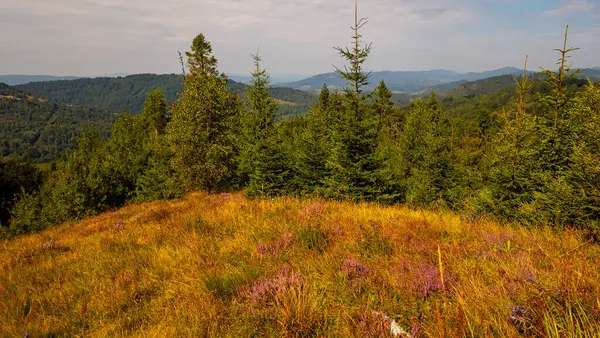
[0,0,598,76]
[541,0,596,17]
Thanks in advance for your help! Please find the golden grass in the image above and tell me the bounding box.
[0,95,20,101]
[1,192,599,337]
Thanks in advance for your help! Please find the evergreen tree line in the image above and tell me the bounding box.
[3,27,599,238]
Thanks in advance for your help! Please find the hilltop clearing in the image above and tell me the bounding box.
[1,192,599,337]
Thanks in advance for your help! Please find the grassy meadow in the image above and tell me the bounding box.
[1,192,600,337]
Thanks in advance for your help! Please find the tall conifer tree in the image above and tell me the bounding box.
[167,34,242,192]
[325,0,385,201]
[293,85,336,195]
[243,52,290,197]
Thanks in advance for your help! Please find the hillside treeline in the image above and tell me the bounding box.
[2,30,599,237]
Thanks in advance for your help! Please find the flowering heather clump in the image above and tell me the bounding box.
[40,241,57,250]
[197,259,217,269]
[111,221,125,231]
[256,232,293,258]
[39,240,70,253]
[524,272,537,284]
[342,258,369,280]
[298,202,326,223]
[507,305,532,333]
[484,231,512,247]
[243,266,302,305]
[412,263,444,298]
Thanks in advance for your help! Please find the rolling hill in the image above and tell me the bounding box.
[279,67,528,93]
[0,75,81,86]
[580,68,600,80]
[437,69,599,99]
[437,73,539,98]
[0,83,112,162]
[17,74,316,117]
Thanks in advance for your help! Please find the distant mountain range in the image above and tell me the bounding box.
[0,73,134,86]
[0,75,82,86]
[580,68,600,79]
[279,67,535,94]
[226,73,314,85]
[279,67,600,94]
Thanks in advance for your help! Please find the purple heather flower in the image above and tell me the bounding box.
[412,264,444,297]
[507,305,532,333]
[243,266,302,305]
[524,273,536,284]
[342,258,369,280]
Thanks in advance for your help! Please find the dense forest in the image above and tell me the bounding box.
[0,83,113,162]
[16,74,316,118]
[1,20,599,240]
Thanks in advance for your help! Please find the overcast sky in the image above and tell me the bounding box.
[1,0,599,76]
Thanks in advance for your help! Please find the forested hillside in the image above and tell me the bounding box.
[17,74,316,117]
[440,71,598,98]
[0,83,112,162]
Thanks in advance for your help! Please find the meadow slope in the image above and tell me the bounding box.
[1,192,600,337]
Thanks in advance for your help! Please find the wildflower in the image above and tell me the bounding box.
[506,305,532,333]
[524,272,536,284]
[112,221,125,230]
[342,258,369,280]
[256,232,293,258]
[412,263,444,297]
[243,266,302,305]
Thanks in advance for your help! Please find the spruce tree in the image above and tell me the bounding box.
[530,27,585,226]
[567,81,600,226]
[325,0,385,201]
[136,90,178,202]
[372,80,403,203]
[479,58,538,219]
[186,34,218,77]
[293,85,336,195]
[243,52,291,197]
[372,80,395,138]
[399,93,452,207]
[141,89,169,136]
[536,26,581,176]
[167,34,243,192]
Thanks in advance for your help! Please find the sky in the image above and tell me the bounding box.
[1,0,599,77]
